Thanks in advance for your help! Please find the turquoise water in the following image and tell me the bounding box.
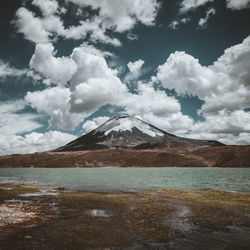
[0,168,249,192]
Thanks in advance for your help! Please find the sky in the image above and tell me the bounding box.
[0,0,250,155]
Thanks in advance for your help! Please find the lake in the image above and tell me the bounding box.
[0,168,249,192]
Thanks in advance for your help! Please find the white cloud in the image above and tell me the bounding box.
[121,83,194,134]
[227,0,250,10]
[0,101,42,136]
[32,0,59,16]
[168,17,190,29]
[25,87,82,130]
[70,77,127,114]
[15,0,160,46]
[193,110,250,134]
[70,45,116,88]
[127,32,138,41]
[124,83,181,116]
[29,43,77,86]
[69,45,128,115]
[156,35,250,114]
[128,60,145,75]
[155,35,250,144]
[25,44,129,130]
[198,8,216,28]
[156,51,214,99]
[179,0,250,13]
[184,131,250,145]
[67,0,160,32]
[82,116,110,133]
[0,131,77,156]
[0,60,26,78]
[124,59,145,82]
[179,0,213,13]
[15,7,50,43]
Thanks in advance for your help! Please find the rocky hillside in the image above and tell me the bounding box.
[0,146,249,168]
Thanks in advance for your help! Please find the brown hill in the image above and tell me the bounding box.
[0,146,249,168]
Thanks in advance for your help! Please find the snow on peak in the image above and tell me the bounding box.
[94,115,165,137]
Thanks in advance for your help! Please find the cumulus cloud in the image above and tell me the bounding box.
[29,43,77,86]
[179,0,213,13]
[121,83,194,134]
[227,0,250,10]
[15,7,51,43]
[25,43,129,130]
[25,87,82,130]
[82,116,110,133]
[67,0,160,32]
[0,101,42,136]
[70,77,128,114]
[156,35,250,114]
[70,45,116,88]
[0,60,26,78]
[124,59,145,83]
[155,35,250,144]
[124,83,180,116]
[156,51,213,99]
[69,45,128,115]
[15,0,160,46]
[198,8,216,28]
[179,0,250,13]
[192,110,250,135]
[32,0,59,16]
[0,131,77,156]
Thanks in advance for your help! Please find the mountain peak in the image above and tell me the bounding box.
[93,115,165,137]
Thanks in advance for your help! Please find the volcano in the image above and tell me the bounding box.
[56,115,224,151]
[1,116,250,168]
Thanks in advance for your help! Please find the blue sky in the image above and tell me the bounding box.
[0,0,250,155]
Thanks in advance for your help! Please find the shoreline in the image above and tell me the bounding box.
[0,183,250,249]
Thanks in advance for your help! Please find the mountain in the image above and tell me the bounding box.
[1,115,250,168]
[55,115,224,152]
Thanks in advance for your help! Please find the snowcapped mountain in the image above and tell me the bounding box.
[94,115,166,137]
[56,115,224,151]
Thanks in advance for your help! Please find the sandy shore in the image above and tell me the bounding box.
[0,183,250,249]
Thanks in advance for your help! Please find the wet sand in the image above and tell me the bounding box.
[0,183,250,249]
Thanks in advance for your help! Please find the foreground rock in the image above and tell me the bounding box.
[0,183,250,249]
[0,145,250,168]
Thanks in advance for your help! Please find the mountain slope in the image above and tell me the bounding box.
[56,115,224,152]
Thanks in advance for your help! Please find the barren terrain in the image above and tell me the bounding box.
[0,146,250,168]
[0,183,249,249]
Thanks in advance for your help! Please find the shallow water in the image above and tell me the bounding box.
[84,209,115,217]
[0,168,249,192]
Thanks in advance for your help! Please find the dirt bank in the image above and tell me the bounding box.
[0,145,250,168]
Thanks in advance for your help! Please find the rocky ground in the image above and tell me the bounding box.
[0,183,250,249]
[0,145,250,168]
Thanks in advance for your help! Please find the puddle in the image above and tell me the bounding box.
[84,209,116,217]
[19,189,59,197]
[4,199,32,204]
[169,204,192,233]
[0,187,13,191]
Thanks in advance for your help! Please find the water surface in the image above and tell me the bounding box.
[0,168,249,192]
